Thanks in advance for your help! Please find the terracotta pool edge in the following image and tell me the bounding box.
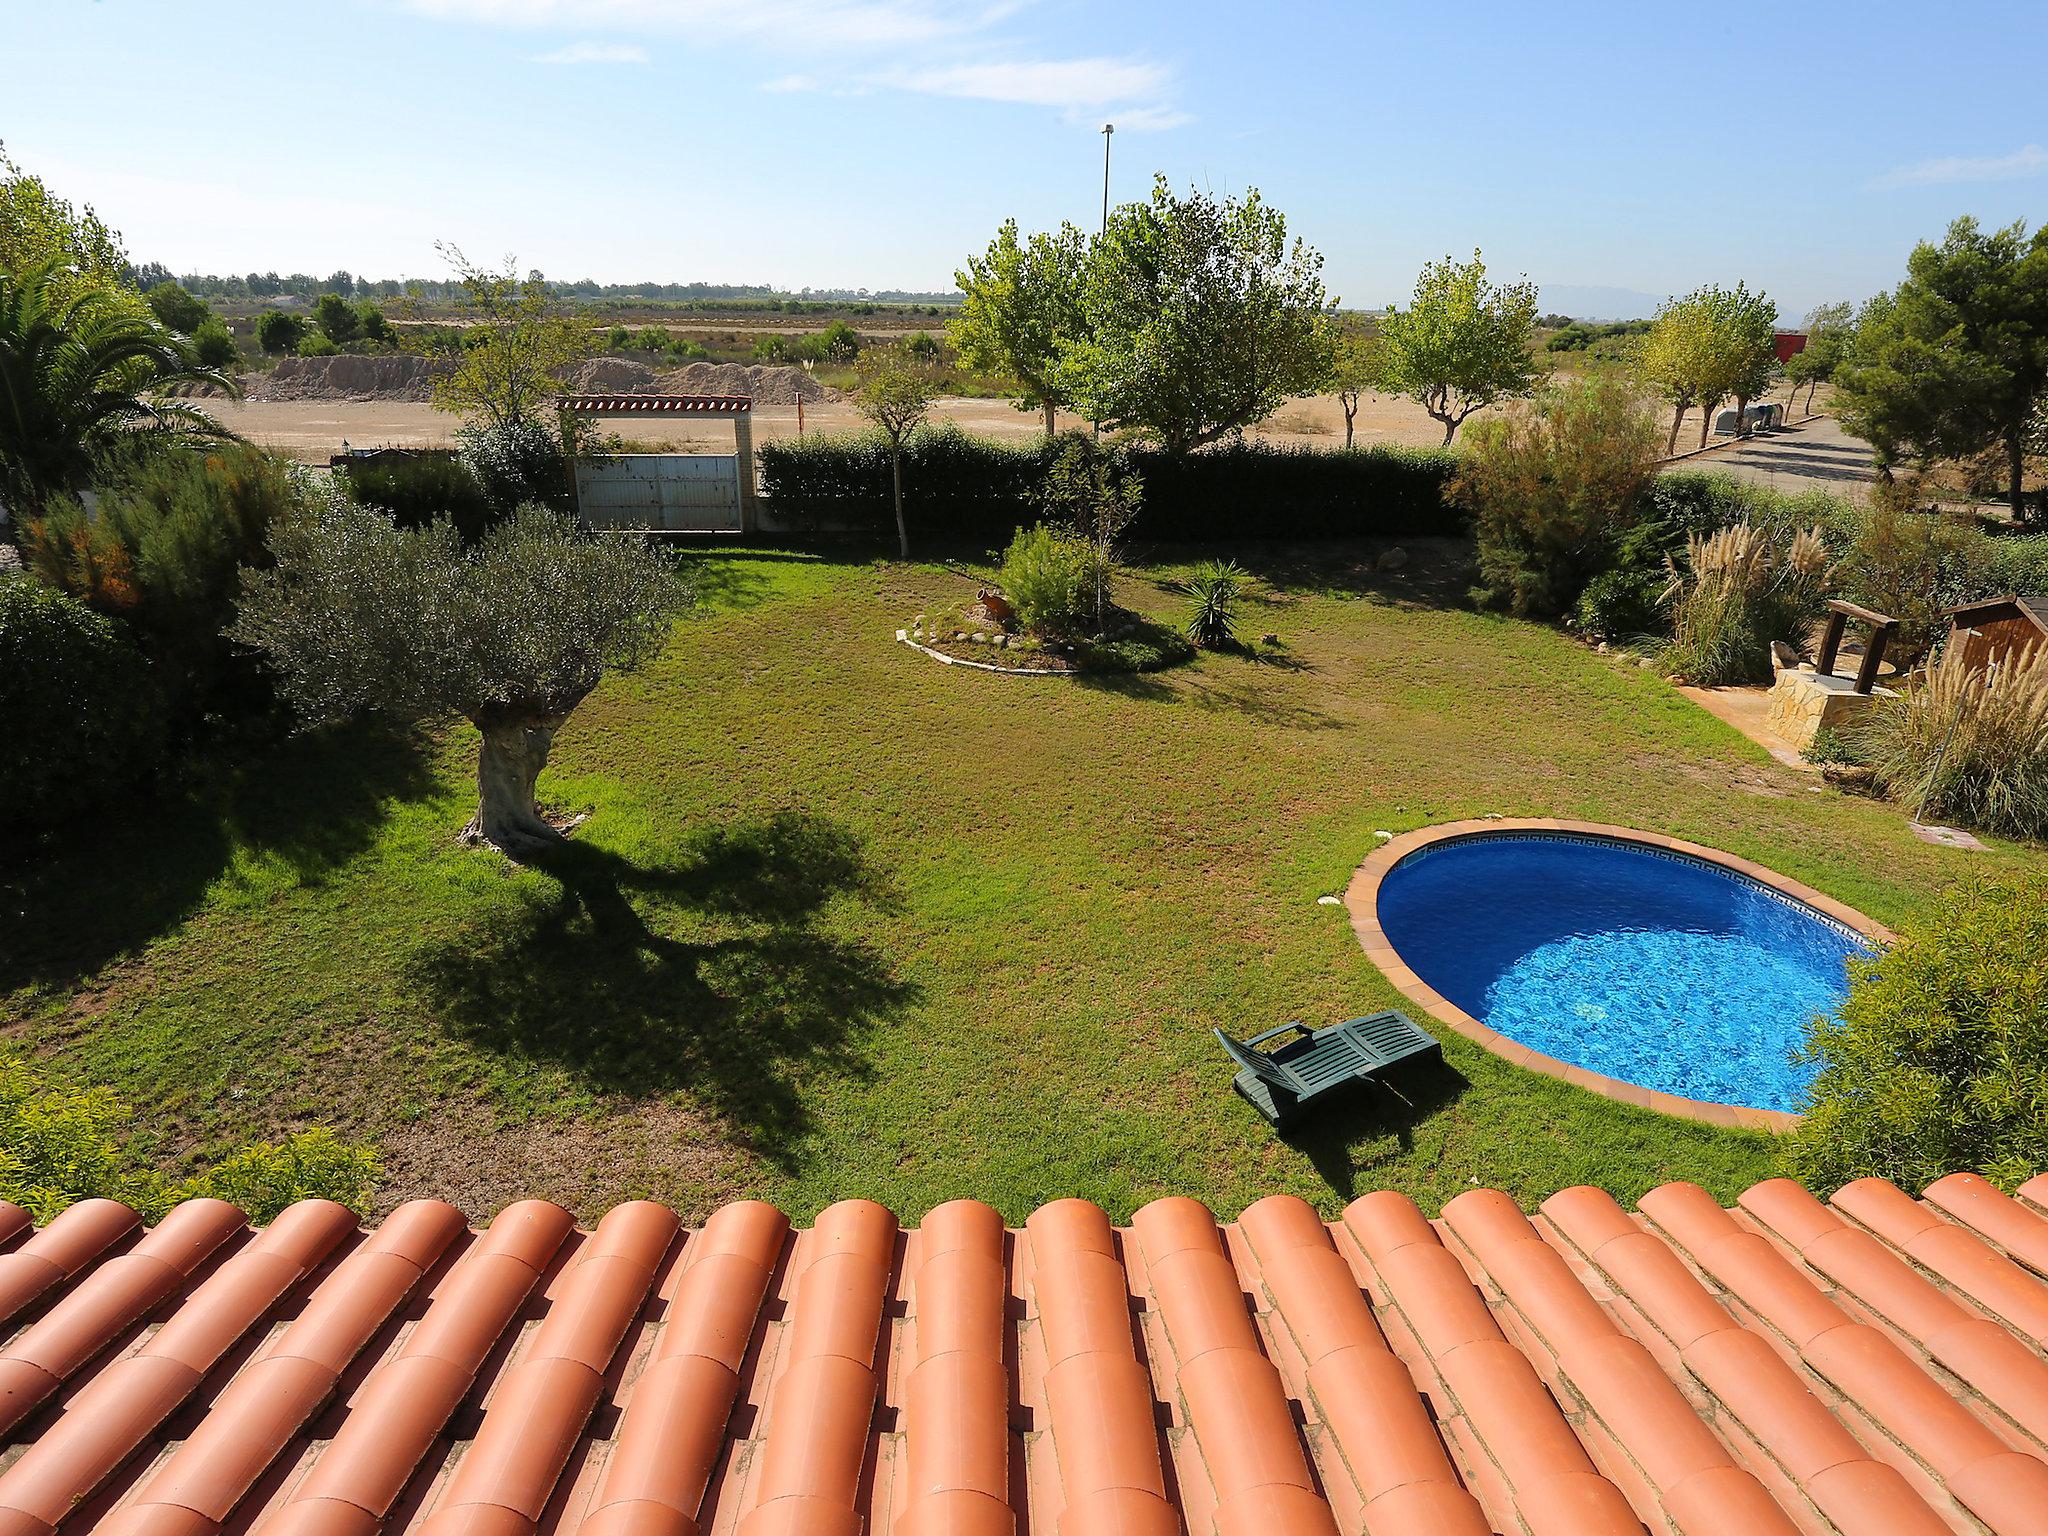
[1345,819,1898,1135]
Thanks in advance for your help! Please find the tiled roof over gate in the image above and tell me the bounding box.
[555,394,754,415]
[0,1173,2045,1534]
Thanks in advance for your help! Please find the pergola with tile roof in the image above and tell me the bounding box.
[555,394,759,533]
[0,1173,2044,1534]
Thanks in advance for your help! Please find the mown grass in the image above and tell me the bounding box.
[5,541,2035,1225]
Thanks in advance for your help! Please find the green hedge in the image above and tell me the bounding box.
[758,426,1463,543]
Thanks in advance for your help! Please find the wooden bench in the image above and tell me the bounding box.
[1214,1011,1441,1130]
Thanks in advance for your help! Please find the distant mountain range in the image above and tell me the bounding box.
[1536,284,1668,322]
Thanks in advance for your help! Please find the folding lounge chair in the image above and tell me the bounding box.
[1215,1011,1440,1129]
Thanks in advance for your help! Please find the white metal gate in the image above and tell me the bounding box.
[574,454,743,531]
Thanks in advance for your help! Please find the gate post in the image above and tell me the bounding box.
[734,412,758,535]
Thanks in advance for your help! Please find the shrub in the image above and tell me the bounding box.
[1833,499,1990,660]
[998,523,1098,635]
[1858,646,2048,838]
[1573,523,1673,641]
[1661,523,1831,685]
[758,428,1461,545]
[184,1129,382,1222]
[22,442,307,709]
[665,338,709,361]
[356,302,393,345]
[0,579,164,828]
[255,310,306,354]
[1454,377,1663,618]
[633,324,669,351]
[607,325,632,350]
[296,332,338,358]
[191,315,238,368]
[816,319,862,362]
[0,1052,380,1222]
[457,417,572,515]
[1786,872,2048,1193]
[1180,558,1246,647]
[145,281,208,334]
[338,451,496,542]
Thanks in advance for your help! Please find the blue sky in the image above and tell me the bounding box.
[9,0,2047,317]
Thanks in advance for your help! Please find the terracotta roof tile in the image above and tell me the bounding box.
[0,1174,2044,1534]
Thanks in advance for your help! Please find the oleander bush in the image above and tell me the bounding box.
[1787,872,2048,1192]
[338,451,497,542]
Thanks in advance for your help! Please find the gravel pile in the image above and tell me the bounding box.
[658,362,833,405]
[248,354,437,401]
[564,357,660,393]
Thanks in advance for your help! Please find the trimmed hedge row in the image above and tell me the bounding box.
[758,426,1463,543]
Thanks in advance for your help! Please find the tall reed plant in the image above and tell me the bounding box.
[1861,646,2048,838]
[1660,523,1830,685]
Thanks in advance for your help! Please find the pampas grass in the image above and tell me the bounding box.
[1864,646,2048,838]
[1661,523,1831,685]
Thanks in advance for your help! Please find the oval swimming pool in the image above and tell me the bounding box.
[1373,832,1875,1114]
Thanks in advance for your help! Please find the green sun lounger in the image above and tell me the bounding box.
[1215,1011,1440,1129]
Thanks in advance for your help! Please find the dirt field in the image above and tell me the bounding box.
[205,390,1479,463]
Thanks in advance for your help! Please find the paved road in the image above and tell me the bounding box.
[1666,416,1878,499]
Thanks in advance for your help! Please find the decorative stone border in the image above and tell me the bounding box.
[1343,818,1896,1134]
[895,631,1068,676]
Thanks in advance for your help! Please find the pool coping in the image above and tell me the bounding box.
[1344,819,1898,1135]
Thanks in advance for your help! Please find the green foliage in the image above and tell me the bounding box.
[1783,301,1853,410]
[184,1129,382,1222]
[856,345,941,557]
[998,522,1099,636]
[951,218,1087,432]
[606,324,632,350]
[356,301,393,345]
[1661,523,1831,686]
[1179,558,1246,647]
[0,260,238,514]
[255,310,306,354]
[1787,872,2048,1194]
[1454,375,1663,617]
[1833,218,2048,518]
[339,451,496,542]
[1546,319,1652,352]
[456,415,572,515]
[146,281,209,334]
[296,332,338,357]
[0,142,135,311]
[1327,330,1383,447]
[0,1052,379,1223]
[1573,521,1676,641]
[1833,496,1990,657]
[815,319,862,362]
[1640,282,1780,450]
[1858,647,2048,838]
[1057,178,1333,453]
[191,316,237,368]
[233,501,689,733]
[423,246,585,431]
[1377,249,1542,442]
[758,429,1460,544]
[312,291,359,343]
[0,579,164,828]
[24,442,308,708]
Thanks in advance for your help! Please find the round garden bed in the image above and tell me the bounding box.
[901,595,1193,676]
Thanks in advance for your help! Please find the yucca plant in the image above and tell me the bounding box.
[0,260,238,517]
[1660,522,1830,685]
[1179,558,1245,648]
[1860,646,2048,838]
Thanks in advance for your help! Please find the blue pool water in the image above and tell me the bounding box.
[1375,834,1873,1113]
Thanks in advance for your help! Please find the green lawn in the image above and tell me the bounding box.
[5,542,2033,1224]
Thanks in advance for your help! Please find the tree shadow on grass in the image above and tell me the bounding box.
[1,723,440,996]
[407,811,918,1166]
[1282,1054,1469,1201]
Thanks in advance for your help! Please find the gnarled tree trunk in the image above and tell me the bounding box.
[463,704,573,855]
[1668,402,1688,454]
[1042,400,1058,437]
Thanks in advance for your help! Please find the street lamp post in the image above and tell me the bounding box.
[1101,122,1113,235]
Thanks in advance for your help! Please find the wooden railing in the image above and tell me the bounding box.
[1814,599,1899,695]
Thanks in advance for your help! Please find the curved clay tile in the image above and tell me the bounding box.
[1644,1180,2048,1536]
[1541,1184,1950,1536]
[0,1178,2041,1536]
[735,1199,894,1536]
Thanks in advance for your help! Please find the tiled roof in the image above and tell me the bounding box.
[555,394,754,415]
[0,1175,2045,1534]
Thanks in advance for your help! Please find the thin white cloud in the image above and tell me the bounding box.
[531,40,648,62]
[759,73,819,93]
[1107,104,1192,134]
[406,0,998,48]
[1873,143,2048,188]
[888,57,1168,109]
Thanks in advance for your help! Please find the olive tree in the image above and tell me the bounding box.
[1058,178,1333,453]
[233,501,689,854]
[1375,251,1540,444]
[855,345,938,560]
[1640,282,1779,450]
[1328,331,1382,449]
[950,218,1086,436]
